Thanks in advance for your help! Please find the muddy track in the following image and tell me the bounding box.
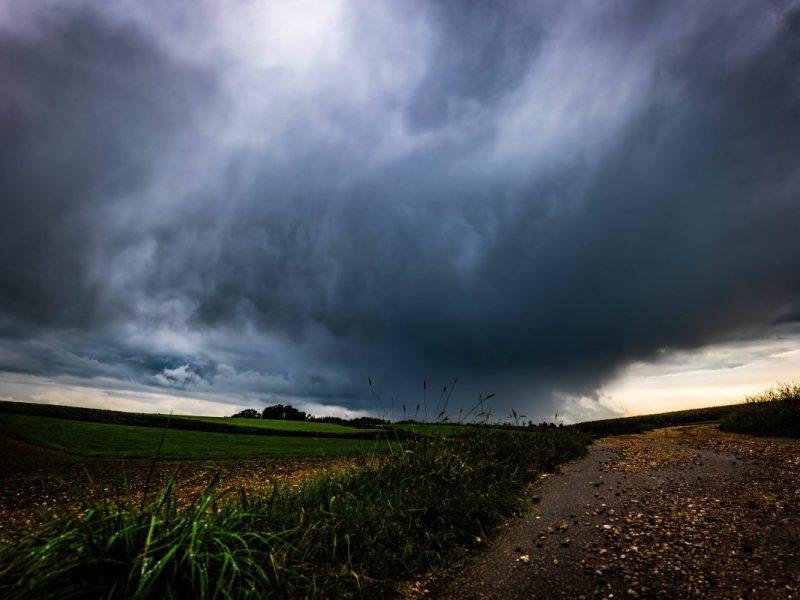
[432,426,800,599]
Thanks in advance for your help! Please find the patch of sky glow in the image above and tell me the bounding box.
[598,324,800,417]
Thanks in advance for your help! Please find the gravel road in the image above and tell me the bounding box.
[432,426,800,599]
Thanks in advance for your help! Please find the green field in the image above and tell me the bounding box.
[180,415,377,434]
[0,413,384,459]
[0,400,382,440]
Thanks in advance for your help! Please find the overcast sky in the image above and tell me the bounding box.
[1,0,799,422]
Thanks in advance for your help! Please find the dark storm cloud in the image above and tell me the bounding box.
[0,3,219,329]
[403,0,543,131]
[1,0,799,418]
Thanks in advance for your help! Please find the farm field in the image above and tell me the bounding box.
[0,400,383,439]
[181,415,378,434]
[0,432,370,545]
[0,413,384,459]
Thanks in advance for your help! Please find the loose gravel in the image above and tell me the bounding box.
[432,425,800,599]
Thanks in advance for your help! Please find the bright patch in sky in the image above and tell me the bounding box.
[600,324,800,418]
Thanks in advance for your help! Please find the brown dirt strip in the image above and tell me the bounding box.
[0,434,365,544]
[429,425,800,600]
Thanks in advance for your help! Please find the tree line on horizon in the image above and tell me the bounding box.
[230,404,387,427]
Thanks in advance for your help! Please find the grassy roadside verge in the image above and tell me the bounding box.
[720,383,800,438]
[570,405,738,437]
[0,427,589,598]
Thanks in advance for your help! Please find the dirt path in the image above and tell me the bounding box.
[432,426,800,599]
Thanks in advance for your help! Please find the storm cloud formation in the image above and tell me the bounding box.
[1,0,799,419]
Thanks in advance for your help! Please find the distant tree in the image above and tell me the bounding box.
[347,416,388,427]
[262,404,307,421]
[230,408,261,419]
[310,415,346,425]
[308,415,389,428]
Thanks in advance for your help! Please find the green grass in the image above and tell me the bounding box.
[0,414,384,459]
[0,401,382,440]
[720,382,800,438]
[181,416,376,434]
[0,426,589,599]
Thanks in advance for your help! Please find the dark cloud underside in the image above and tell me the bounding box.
[1,0,799,416]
